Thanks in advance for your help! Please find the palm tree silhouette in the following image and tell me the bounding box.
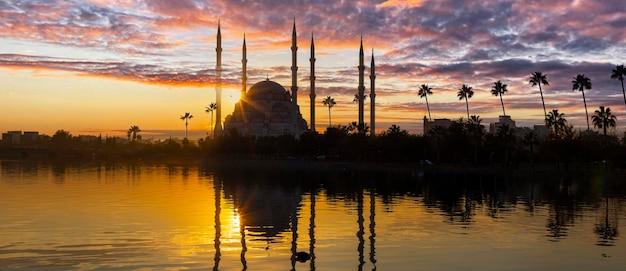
[205,103,218,132]
[611,64,625,108]
[491,80,508,116]
[180,112,193,139]
[529,71,549,119]
[572,74,592,130]
[418,84,433,121]
[546,109,567,139]
[467,115,484,165]
[127,125,141,141]
[353,93,367,103]
[592,106,617,139]
[322,96,336,126]
[457,84,474,120]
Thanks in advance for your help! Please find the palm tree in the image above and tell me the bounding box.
[467,115,484,165]
[529,71,549,118]
[545,109,567,139]
[127,125,141,141]
[353,93,367,103]
[491,80,508,116]
[592,106,617,138]
[572,74,592,130]
[457,84,474,120]
[180,112,193,139]
[205,102,218,132]
[322,96,336,126]
[611,64,625,108]
[418,84,433,121]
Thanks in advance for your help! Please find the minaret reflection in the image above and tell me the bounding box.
[213,178,222,271]
[309,190,317,271]
[240,208,248,271]
[357,189,365,271]
[290,187,299,271]
[369,189,377,271]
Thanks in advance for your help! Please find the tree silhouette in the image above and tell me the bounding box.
[546,109,567,139]
[592,106,617,139]
[180,112,193,139]
[529,71,549,119]
[467,115,485,165]
[127,125,141,142]
[491,80,508,116]
[52,129,72,149]
[457,84,474,120]
[322,96,336,126]
[205,102,218,132]
[611,64,625,108]
[353,93,367,103]
[572,74,592,130]
[418,84,433,121]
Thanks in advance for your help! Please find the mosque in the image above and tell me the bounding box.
[213,21,376,138]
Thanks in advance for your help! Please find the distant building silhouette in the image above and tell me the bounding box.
[490,115,548,139]
[423,117,453,133]
[1,131,39,146]
[489,115,516,134]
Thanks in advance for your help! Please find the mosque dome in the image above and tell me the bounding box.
[246,79,290,101]
[223,79,307,137]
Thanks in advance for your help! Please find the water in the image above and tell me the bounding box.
[1,160,625,270]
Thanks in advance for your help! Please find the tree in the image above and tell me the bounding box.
[611,64,626,108]
[467,115,485,165]
[127,125,141,142]
[386,124,408,136]
[353,93,367,103]
[592,106,617,138]
[457,84,474,120]
[180,112,193,139]
[322,96,336,126]
[545,109,567,139]
[418,84,433,121]
[52,129,72,148]
[491,80,508,116]
[205,102,218,132]
[572,74,592,130]
[529,71,549,119]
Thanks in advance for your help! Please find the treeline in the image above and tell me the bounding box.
[3,122,626,171]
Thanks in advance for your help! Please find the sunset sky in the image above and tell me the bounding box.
[1,0,625,138]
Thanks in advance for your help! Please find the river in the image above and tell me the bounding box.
[1,160,625,270]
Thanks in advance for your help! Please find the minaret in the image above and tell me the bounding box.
[242,34,249,135]
[357,37,365,129]
[242,33,247,96]
[214,20,223,135]
[309,33,316,132]
[370,49,376,136]
[291,19,299,134]
[291,19,299,106]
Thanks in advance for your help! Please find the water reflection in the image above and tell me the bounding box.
[369,189,376,271]
[1,160,626,270]
[309,190,317,271]
[213,177,221,271]
[595,198,620,246]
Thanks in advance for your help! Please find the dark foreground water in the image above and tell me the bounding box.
[1,160,625,270]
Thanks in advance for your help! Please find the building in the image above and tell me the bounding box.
[224,79,308,137]
[489,116,516,134]
[1,131,39,146]
[490,116,548,139]
[423,116,453,134]
[2,131,22,145]
[218,21,375,137]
